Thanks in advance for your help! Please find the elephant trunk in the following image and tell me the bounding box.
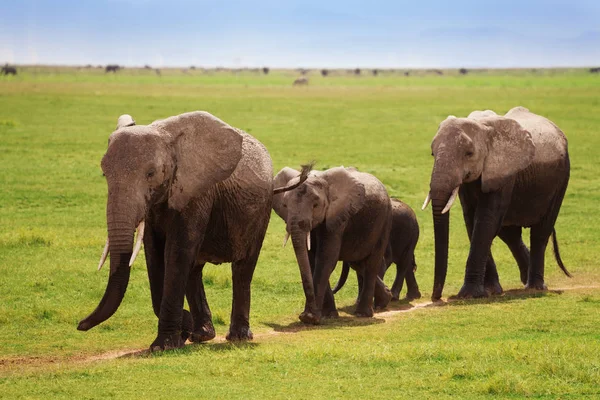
[290,223,317,313]
[431,196,450,301]
[78,195,141,331]
[429,163,461,301]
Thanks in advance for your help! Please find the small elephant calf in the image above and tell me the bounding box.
[333,198,421,302]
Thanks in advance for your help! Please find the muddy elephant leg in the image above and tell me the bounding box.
[187,262,215,343]
[226,252,259,341]
[498,226,530,285]
[145,225,192,343]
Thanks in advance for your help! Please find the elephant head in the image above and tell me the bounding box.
[273,167,365,305]
[78,111,243,331]
[424,113,535,300]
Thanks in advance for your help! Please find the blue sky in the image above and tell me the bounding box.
[1,0,599,68]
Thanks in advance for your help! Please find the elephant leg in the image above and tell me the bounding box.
[356,267,364,303]
[389,263,405,301]
[526,184,567,291]
[355,254,380,317]
[498,226,530,285]
[311,234,343,322]
[152,243,196,351]
[526,225,551,290]
[404,263,422,300]
[151,210,209,351]
[322,281,339,318]
[458,189,510,299]
[483,253,503,295]
[374,275,392,309]
[226,252,260,341]
[186,262,215,343]
[145,225,192,343]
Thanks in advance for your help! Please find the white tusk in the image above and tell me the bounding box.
[421,192,431,210]
[97,238,109,271]
[441,187,460,214]
[129,220,145,267]
[283,231,290,248]
[306,231,311,251]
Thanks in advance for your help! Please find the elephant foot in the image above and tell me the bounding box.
[299,311,321,325]
[374,291,392,310]
[484,281,503,296]
[355,306,374,318]
[190,322,216,343]
[525,280,548,291]
[150,332,185,352]
[405,290,422,301]
[456,283,488,299]
[226,325,253,341]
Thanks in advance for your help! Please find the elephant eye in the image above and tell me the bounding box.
[283,204,287,208]
[313,203,318,208]
[146,169,156,179]
[465,151,474,157]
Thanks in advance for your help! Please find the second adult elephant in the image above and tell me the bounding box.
[273,166,392,324]
[333,198,421,301]
[423,106,571,300]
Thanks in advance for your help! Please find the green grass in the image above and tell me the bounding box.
[1,67,599,398]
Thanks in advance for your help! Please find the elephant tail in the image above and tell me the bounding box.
[552,228,572,278]
[273,162,314,194]
[332,262,351,294]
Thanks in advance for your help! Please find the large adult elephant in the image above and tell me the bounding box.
[78,111,299,351]
[423,106,571,300]
[333,198,421,301]
[272,166,392,324]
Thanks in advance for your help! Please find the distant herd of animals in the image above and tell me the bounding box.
[77,106,572,351]
[3,64,600,84]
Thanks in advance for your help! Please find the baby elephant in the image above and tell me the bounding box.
[333,198,421,301]
[273,166,393,324]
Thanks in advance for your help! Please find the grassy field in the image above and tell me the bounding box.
[1,67,599,398]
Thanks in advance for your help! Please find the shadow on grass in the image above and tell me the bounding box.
[263,313,385,334]
[117,340,259,359]
[436,287,563,308]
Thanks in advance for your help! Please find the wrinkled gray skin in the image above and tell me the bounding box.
[333,198,421,301]
[273,166,392,324]
[426,106,571,300]
[78,111,274,351]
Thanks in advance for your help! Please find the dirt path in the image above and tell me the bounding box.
[3,284,599,372]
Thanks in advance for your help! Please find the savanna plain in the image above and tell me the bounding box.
[1,68,599,399]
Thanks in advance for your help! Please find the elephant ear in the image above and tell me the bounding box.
[480,116,535,193]
[154,111,243,210]
[323,167,366,232]
[272,167,301,221]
